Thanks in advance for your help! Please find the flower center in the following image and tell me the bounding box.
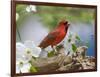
[27,50,31,54]
[25,48,32,55]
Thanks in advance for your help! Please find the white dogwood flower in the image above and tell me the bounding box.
[16,40,41,73]
[16,59,31,73]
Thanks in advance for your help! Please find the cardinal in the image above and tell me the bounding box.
[39,20,70,57]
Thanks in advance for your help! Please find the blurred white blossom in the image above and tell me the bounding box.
[66,33,79,54]
[26,5,37,12]
[16,40,41,73]
[16,13,19,21]
[70,33,78,44]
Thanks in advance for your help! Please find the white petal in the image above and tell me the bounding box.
[16,42,26,59]
[16,60,22,73]
[32,47,41,57]
[16,60,24,73]
[24,48,33,61]
[16,65,20,73]
[71,40,76,44]
[16,55,29,63]
[21,63,31,73]
[70,33,77,44]
[16,42,26,52]
[24,40,36,49]
[26,6,31,12]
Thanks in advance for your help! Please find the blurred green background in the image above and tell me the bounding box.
[16,4,95,30]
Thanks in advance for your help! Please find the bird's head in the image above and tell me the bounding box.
[59,20,70,32]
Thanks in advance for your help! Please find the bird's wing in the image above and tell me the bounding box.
[39,31,60,48]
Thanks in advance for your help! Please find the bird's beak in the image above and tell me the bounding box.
[68,23,70,27]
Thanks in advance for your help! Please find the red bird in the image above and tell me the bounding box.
[39,20,70,51]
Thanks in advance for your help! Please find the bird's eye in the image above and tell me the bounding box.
[64,21,68,25]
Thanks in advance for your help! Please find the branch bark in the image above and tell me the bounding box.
[31,46,95,73]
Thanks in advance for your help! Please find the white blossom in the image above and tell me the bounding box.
[16,40,41,73]
[16,13,19,21]
[16,59,31,73]
[70,33,78,44]
[26,5,37,12]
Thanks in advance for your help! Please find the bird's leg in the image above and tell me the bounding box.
[51,46,58,55]
[39,49,48,58]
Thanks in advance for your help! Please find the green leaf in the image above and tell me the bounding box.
[48,51,55,57]
[76,35,81,41]
[29,65,38,73]
[72,44,77,52]
[56,44,64,50]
